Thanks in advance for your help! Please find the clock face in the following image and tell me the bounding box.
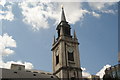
[68,47,74,53]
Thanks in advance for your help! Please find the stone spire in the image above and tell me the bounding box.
[74,29,77,39]
[61,6,66,22]
[56,6,71,38]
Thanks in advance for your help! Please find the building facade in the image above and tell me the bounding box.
[88,75,100,80]
[51,7,82,79]
[103,64,120,80]
[83,75,100,80]
[1,64,58,79]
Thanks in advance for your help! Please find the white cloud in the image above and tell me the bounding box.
[81,67,86,71]
[101,10,117,14]
[82,71,91,78]
[19,2,101,31]
[1,1,117,31]
[88,2,115,10]
[0,61,33,69]
[61,3,90,24]
[82,67,91,77]
[88,2,117,14]
[0,33,34,69]
[91,11,101,18]
[0,3,14,21]
[96,64,111,78]
[19,2,59,31]
[3,0,119,2]
[0,1,114,31]
[0,0,6,7]
[2,48,14,55]
[0,33,16,56]
[0,10,14,21]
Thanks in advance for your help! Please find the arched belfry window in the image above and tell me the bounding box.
[68,51,74,61]
[56,50,59,65]
[56,55,59,65]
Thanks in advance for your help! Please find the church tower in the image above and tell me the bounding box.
[51,7,82,80]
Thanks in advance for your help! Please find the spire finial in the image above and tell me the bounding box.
[61,5,63,9]
[61,5,66,22]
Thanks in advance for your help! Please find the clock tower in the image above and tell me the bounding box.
[51,7,82,80]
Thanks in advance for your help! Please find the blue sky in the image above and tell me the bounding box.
[0,1,119,77]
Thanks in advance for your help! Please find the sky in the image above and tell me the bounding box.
[0,0,119,78]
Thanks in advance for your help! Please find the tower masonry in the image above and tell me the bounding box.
[51,7,82,80]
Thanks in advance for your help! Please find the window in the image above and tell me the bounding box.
[112,71,116,78]
[33,74,36,76]
[64,27,70,36]
[18,67,22,70]
[58,29,60,37]
[68,51,74,61]
[51,76,53,78]
[56,55,59,65]
[71,77,75,80]
[117,69,120,78]
[14,72,17,74]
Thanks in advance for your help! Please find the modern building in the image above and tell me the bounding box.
[83,75,100,80]
[88,75,100,80]
[103,64,120,80]
[1,64,58,79]
[1,7,82,80]
[103,32,120,80]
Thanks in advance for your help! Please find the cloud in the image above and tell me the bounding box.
[91,11,101,18]
[19,2,58,31]
[0,0,6,7]
[19,2,100,31]
[82,71,91,78]
[0,33,16,56]
[81,67,86,71]
[82,67,91,77]
[88,2,116,10]
[88,2,117,14]
[0,2,14,21]
[0,61,33,69]
[1,1,117,31]
[96,64,111,78]
[101,10,117,14]
[0,33,34,69]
